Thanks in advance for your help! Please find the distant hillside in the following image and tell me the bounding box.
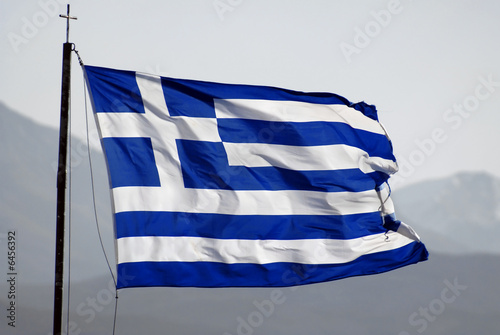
[0,102,114,285]
[393,171,500,255]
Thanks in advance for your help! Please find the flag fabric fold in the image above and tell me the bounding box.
[84,65,428,288]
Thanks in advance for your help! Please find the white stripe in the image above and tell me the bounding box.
[223,142,397,174]
[117,231,413,265]
[136,72,169,116]
[112,187,393,216]
[96,112,221,142]
[96,113,148,138]
[214,99,386,135]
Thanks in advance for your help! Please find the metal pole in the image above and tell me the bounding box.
[53,5,76,335]
[53,40,72,335]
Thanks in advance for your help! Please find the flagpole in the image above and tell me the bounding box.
[53,5,76,335]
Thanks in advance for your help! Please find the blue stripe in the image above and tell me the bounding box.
[116,242,428,288]
[115,211,386,240]
[217,119,395,160]
[161,80,216,118]
[84,66,145,114]
[176,139,387,192]
[102,137,161,188]
[382,214,402,232]
[160,77,348,118]
[160,76,379,120]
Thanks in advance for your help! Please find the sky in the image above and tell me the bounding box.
[2,0,500,191]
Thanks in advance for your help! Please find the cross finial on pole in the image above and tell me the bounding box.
[59,4,77,43]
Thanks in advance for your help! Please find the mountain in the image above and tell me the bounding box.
[0,102,115,285]
[1,103,499,334]
[393,171,500,255]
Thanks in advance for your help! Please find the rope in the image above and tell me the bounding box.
[80,54,117,288]
[377,182,392,214]
[76,47,119,335]
[376,182,393,241]
[72,44,84,66]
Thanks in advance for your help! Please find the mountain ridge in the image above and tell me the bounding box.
[393,171,500,255]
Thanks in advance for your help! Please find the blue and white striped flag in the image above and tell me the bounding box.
[85,66,428,288]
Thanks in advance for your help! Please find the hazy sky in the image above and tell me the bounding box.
[2,0,500,189]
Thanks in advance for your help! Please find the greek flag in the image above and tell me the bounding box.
[84,66,428,288]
